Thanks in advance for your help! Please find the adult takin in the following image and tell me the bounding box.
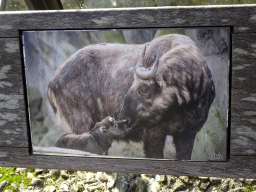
[48,34,215,160]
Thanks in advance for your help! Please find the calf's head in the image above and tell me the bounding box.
[91,117,130,139]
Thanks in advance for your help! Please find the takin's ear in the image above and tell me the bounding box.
[108,117,116,124]
[99,126,107,133]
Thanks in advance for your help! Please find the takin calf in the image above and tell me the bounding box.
[55,117,129,155]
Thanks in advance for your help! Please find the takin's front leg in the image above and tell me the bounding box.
[172,130,198,160]
[143,128,167,159]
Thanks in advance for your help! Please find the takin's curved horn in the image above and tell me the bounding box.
[135,49,160,80]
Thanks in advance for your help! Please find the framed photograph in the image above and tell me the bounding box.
[22,27,229,161]
[2,5,256,178]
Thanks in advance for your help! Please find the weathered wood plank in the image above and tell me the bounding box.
[231,33,256,155]
[0,146,256,178]
[1,5,256,38]
[0,38,28,148]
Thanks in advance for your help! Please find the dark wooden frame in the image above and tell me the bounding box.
[1,5,256,178]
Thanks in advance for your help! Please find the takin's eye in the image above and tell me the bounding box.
[138,84,151,97]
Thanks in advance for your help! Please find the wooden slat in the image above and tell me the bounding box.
[0,38,29,148]
[1,5,256,38]
[0,147,255,178]
[231,33,256,155]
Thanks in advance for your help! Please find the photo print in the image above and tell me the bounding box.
[22,28,229,161]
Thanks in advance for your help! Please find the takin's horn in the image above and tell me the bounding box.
[135,47,160,80]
